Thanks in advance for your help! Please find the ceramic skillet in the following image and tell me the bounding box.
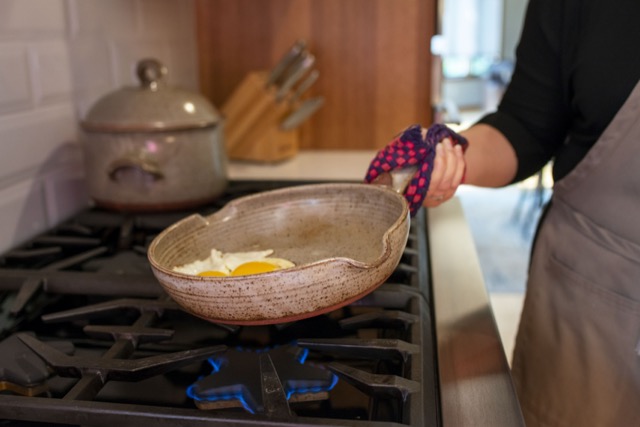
[147,182,410,325]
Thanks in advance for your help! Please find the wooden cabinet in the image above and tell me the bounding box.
[196,0,436,151]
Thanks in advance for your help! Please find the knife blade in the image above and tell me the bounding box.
[291,69,320,103]
[265,39,306,88]
[275,53,316,102]
[280,96,325,131]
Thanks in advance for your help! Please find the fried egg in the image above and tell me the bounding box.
[172,248,294,277]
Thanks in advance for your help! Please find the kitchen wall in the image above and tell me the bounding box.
[196,0,435,151]
[0,0,198,252]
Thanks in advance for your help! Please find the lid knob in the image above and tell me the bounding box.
[136,58,168,90]
[82,57,221,132]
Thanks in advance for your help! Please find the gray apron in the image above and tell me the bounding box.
[511,79,640,427]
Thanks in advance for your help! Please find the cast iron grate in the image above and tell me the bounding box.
[0,181,438,427]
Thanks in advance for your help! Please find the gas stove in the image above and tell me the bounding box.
[0,180,522,427]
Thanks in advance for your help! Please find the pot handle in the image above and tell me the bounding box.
[108,157,164,183]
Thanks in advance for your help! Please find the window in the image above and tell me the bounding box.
[439,0,503,78]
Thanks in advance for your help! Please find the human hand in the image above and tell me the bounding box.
[422,136,466,208]
[365,123,467,215]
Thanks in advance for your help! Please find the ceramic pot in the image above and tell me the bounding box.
[81,58,227,212]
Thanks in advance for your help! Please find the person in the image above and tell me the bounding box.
[417,0,640,425]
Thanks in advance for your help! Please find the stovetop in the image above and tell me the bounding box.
[0,181,440,427]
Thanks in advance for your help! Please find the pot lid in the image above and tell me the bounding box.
[82,58,221,132]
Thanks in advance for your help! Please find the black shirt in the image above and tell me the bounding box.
[478,0,640,183]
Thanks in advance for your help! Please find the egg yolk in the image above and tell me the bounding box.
[197,270,229,277]
[231,261,279,276]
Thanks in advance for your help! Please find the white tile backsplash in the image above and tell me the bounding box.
[139,0,195,38]
[42,165,89,227]
[69,38,114,91]
[68,0,139,38]
[30,40,74,105]
[0,0,198,252]
[0,43,32,113]
[0,179,47,249]
[0,105,77,180]
[0,0,66,36]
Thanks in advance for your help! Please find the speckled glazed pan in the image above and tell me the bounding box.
[147,183,410,325]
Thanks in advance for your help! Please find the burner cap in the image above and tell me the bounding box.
[188,344,337,414]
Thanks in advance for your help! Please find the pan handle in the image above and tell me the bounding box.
[372,166,418,195]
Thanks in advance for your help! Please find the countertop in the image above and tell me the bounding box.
[429,198,524,427]
[230,150,524,427]
[228,150,377,182]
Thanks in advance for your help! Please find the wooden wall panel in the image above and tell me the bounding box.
[196,0,435,151]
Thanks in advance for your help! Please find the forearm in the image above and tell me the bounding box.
[460,124,518,187]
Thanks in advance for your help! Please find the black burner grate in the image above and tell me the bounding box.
[0,181,439,427]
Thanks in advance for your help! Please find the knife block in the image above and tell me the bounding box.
[222,71,299,163]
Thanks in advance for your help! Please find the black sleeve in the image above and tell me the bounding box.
[477,0,571,182]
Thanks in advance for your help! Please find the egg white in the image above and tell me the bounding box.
[173,248,294,276]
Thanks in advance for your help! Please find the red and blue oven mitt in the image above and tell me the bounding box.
[364,124,468,216]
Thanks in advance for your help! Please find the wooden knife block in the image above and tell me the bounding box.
[222,71,299,163]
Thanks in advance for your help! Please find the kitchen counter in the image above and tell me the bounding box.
[230,150,524,427]
[429,199,524,426]
[228,150,378,182]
